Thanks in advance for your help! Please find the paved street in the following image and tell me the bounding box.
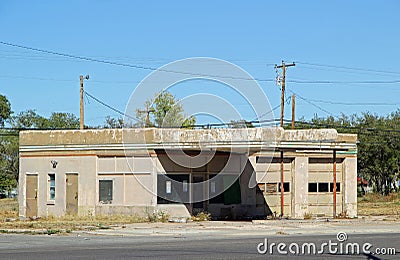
[0,229,399,259]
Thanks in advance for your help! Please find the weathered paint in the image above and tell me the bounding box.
[19,128,358,219]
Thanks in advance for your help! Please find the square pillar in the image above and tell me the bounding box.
[343,157,357,218]
[292,156,309,219]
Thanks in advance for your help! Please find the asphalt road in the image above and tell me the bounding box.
[0,232,399,259]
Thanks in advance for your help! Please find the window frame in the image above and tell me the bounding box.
[48,173,56,202]
[99,179,114,204]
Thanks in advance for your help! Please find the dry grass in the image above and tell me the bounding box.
[0,198,18,219]
[0,198,149,233]
[191,211,211,221]
[358,193,400,217]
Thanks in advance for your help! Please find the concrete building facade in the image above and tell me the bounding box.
[18,128,357,219]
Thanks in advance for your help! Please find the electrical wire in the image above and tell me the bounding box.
[84,91,139,122]
[287,89,338,118]
[0,41,275,83]
[295,61,400,76]
[304,98,400,106]
[3,41,400,85]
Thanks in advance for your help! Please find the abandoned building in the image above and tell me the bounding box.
[18,127,357,219]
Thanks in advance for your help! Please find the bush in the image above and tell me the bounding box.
[191,211,211,221]
[146,208,170,223]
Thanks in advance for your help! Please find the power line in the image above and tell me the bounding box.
[305,98,400,106]
[0,41,275,83]
[3,41,400,85]
[287,89,338,118]
[295,61,400,76]
[84,91,139,122]
[288,79,400,84]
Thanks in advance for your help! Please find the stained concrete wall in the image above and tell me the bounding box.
[19,156,97,218]
[18,128,358,219]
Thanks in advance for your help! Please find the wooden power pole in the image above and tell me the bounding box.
[80,75,89,130]
[291,94,296,129]
[275,61,295,128]
[275,61,295,217]
[138,103,155,127]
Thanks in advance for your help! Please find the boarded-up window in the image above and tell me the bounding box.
[99,180,113,204]
[266,183,277,193]
[257,183,265,192]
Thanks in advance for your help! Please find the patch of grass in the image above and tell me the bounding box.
[46,229,61,235]
[303,212,313,220]
[358,193,400,216]
[0,198,151,233]
[0,198,18,219]
[97,223,111,229]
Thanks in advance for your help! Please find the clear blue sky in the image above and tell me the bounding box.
[1,1,399,127]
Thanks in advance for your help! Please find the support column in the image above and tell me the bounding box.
[293,156,309,219]
[333,150,337,218]
[343,157,357,218]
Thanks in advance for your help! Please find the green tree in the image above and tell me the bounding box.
[1,109,80,193]
[46,112,79,129]
[0,95,12,127]
[136,91,196,128]
[11,110,79,129]
[0,134,18,193]
[103,116,124,128]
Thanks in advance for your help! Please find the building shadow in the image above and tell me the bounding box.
[155,149,273,220]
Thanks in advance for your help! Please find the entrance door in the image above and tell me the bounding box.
[192,175,206,214]
[26,174,38,217]
[66,174,78,215]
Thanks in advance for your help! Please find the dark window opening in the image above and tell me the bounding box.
[209,174,241,205]
[99,180,113,204]
[318,182,329,192]
[330,183,341,192]
[278,182,290,193]
[308,183,318,192]
[157,174,189,204]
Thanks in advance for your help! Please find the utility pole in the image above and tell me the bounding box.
[275,61,295,218]
[275,61,295,128]
[79,75,89,130]
[138,103,155,127]
[291,94,296,130]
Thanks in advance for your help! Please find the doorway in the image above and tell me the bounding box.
[192,174,207,214]
[26,174,38,217]
[66,173,78,215]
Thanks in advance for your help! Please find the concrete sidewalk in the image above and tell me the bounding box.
[84,216,400,238]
